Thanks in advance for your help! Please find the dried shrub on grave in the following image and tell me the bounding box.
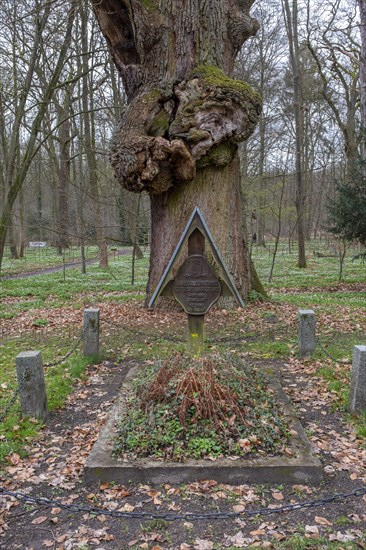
[139,354,253,432]
[116,352,290,460]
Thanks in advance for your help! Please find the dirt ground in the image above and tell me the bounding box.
[1,348,365,549]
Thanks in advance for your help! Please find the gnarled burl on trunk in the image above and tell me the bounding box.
[91,0,263,301]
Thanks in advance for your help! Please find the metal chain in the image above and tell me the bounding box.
[0,486,365,522]
[101,317,252,345]
[317,339,351,365]
[0,369,29,424]
[0,387,20,424]
[44,331,84,368]
[101,317,185,344]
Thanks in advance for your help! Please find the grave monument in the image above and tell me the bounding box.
[148,207,244,354]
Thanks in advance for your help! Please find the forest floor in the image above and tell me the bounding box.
[1,243,366,548]
[1,302,366,549]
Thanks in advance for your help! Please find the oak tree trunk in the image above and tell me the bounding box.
[91,0,262,300]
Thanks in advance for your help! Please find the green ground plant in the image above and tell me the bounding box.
[114,352,290,460]
[0,245,99,277]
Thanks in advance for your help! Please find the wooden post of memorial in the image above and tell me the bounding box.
[148,208,245,356]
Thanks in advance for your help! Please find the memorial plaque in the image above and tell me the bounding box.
[173,254,221,315]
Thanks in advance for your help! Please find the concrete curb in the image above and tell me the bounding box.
[84,365,322,486]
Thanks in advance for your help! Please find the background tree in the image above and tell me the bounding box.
[281,0,307,268]
[306,0,360,172]
[358,0,366,161]
[0,0,77,270]
[327,166,366,248]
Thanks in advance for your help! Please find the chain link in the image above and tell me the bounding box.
[0,387,20,424]
[44,331,84,368]
[0,369,29,424]
[101,317,252,345]
[317,339,351,365]
[1,486,365,522]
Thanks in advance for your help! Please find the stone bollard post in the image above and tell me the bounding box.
[16,351,48,421]
[298,309,316,358]
[349,345,366,413]
[83,308,100,356]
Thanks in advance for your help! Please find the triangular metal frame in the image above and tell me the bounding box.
[148,207,245,309]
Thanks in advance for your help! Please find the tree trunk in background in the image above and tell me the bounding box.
[91,0,262,301]
[358,0,366,162]
[282,0,307,268]
[56,96,72,254]
[8,215,19,259]
[257,110,266,246]
[18,189,25,257]
[81,3,108,268]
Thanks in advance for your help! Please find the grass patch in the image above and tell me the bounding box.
[0,252,149,317]
[114,352,290,461]
[272,535,365,549]
[315,364,350,407]
[355,411,366,439]
[314,355,366,441]
[252,239,366,290]
[0,245,99,277]
[45,354,94,409]
[0,335,97,464]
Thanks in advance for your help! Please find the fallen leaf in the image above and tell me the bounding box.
[50,517,58,524]
[194,539,214,550]
[31,516,47,525]
[225,530,249,546]
[119,503,135,512]
[7,453,21,465]
[305,525,319,535]
[250,529,266,536]
[315,515,332,526]
[233,504,246,512]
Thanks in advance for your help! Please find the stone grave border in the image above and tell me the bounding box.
[84,364,322,486]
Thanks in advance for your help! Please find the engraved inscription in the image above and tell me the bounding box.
[173,255,221,315]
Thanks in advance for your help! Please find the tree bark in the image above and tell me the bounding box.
[358,0,366,162]
[91,0,261,300]
[282,0,306,268]
[56,96,72,254]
